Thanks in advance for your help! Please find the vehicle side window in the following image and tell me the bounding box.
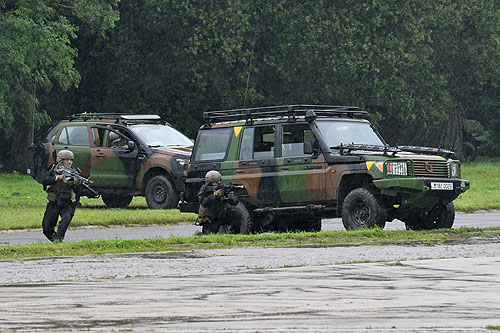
[92,128,129,149]
[58,128,69,145]
[194,128,232,161]
[239,128,254,159]
[281,124,317,157]
[92,128,108,148]
[239,126,275,160]
[92,128,101,147]
[64,126,90,146]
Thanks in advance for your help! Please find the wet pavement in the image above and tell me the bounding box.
[1,238,500,331]
[1,212,500,331]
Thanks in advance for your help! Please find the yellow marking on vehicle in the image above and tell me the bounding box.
[234,126,242,137]
[366,161,375,170]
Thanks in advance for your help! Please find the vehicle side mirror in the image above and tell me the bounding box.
[304,141,313,155]
[127,141,136,151]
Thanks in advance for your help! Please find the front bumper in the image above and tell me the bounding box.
[373,178,470,195]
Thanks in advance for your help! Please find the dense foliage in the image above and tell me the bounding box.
[1,0,500,171]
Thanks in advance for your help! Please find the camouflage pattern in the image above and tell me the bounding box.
[31,115,192,209]
[180,108,470,231]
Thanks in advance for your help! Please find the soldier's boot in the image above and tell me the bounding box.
[51,232,64,242]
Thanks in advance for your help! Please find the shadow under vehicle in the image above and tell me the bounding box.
[180,105,470,233]
[30,113,192,209]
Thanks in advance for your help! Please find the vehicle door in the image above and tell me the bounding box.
[276,123,327,204]
[233,125,280,206]
[53,124,92,177]
[89,126,138,188]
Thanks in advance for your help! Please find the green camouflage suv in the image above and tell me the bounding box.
[179,105,470,233]
[30,113,192,209]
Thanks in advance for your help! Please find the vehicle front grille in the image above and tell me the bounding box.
[413,159,449,178]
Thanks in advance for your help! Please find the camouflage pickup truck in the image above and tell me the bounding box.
[179,105,470,233]
[30,113,192,209]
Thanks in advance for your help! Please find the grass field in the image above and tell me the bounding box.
[0,172,197,230]
[0,158,498,230]
[1,227,498,259]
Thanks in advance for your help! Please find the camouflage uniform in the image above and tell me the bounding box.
[41,150,80,242]
[197,171,241,234]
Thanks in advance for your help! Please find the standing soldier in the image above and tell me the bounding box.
[41,150,80,242]
[197,170,241,234]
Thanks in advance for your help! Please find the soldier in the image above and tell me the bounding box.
[109,131,128,149]
[197,170,241,234]
[41,150,80,242]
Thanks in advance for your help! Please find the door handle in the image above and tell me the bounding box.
[235,170,244,174]
[281,167,289,170]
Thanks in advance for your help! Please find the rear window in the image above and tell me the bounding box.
[57,126,90,146]
[193,128,232,161]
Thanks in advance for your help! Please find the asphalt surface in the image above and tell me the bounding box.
[1,241,500,331]
[1,211,500,332]
[1,210,499,246]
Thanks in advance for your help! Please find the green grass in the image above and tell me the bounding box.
[1,227,498,259]
[0,172,197,230]
[0,158,499,230]
[454,157,500,212]
[487,326,500,330]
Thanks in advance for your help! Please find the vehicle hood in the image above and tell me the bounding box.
[150,146,192,158]
[362,151,447,161]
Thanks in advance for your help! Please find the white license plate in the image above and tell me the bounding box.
[431,182,454,190]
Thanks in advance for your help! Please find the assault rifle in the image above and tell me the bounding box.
[207,183,244,200]
[54,166,98,196]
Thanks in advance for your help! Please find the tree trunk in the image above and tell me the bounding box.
[439,109,464,160]
[0,121,33,173]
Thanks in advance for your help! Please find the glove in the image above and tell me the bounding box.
[227,191,235,200]
[214,189,224,198]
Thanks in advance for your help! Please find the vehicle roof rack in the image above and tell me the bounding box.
[68,113,161,124]
[203,104,367,125]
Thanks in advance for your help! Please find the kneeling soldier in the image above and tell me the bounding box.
[41,150,80,242]
[197,170,241,234]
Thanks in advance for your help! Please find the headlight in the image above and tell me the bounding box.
[176,158,189,168]
[386,161,408,176]
[450,162,460,178]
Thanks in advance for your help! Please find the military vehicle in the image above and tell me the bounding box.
[179,105,470,233]
[462,118,489,162]
[30,113,192,209]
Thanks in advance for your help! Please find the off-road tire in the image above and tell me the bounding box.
[405,202,455,230]
[462,141,477,162]
[342,188,387,230]
[102,194,133,208]
[145,175,179,209]
[218,202,253,234]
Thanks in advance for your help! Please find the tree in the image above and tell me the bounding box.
[0,0,119,171]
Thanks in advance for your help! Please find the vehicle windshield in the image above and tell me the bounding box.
[130,124,193,147]
[316,120,385,147]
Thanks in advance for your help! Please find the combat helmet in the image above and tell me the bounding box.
[205,170,222,184]
[56,150,74,163]
[109,132,119,141]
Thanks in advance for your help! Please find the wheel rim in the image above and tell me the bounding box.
[351,200,371,227]
[153,184,166,203]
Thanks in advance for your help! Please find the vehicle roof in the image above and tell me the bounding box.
[59,113,164,126]
[207,115,371,129]
[203,104,369,128]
